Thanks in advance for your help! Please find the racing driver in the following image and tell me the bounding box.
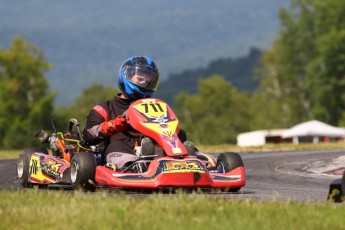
[82,56,194,171]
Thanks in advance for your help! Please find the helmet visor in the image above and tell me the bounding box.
[122,65,159,91]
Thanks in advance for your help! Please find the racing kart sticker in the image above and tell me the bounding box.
[133,100,182,154]
[29,154,69,183]
[163,161,205,173]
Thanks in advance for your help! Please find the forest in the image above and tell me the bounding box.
[1,0,345,148]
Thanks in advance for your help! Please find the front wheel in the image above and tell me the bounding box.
[17,147,48,188]
[70,152,97,191]
[216,152,244,192]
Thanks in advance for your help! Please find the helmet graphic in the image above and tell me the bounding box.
[118,56,160,99]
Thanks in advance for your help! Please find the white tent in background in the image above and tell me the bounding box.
[281,120,345,144]
[237,129,285,147]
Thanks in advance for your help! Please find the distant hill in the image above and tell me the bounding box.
[156,47,262,104]
[0,0,290,104]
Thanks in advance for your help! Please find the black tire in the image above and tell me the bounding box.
[61,167,71,184]
[17,147,49,188]
[70,152,97,191]
[327,179,343,202]
[216,152,244,192]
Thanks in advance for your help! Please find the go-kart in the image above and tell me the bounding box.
[17,98,246,192]
[327,171,345,202]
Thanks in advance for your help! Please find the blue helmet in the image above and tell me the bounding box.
[118,56,160,99]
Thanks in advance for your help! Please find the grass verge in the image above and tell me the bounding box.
[198,142,345,153]
[2,142,345,160]
[0,189,344,230]
[0,150,21,160]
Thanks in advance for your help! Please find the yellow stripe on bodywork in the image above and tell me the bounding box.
[29,155,55,183]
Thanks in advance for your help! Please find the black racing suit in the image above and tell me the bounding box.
[83,94,138,157]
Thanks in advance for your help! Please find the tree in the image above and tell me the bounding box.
[255,0,345,127]
[0,37,55,149]
[173,75,251,145]
[53,83,119,130]
[251,40,304,129]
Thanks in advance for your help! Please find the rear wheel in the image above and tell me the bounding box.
[216,152,244,192]
[70,152,97,191]
[17,147,48,188]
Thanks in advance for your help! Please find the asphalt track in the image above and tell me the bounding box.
[1,149,345,202]
[239,149,345,201]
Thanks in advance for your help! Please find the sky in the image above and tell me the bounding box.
[0,0,290,104]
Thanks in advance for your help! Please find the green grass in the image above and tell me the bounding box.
[199,142,345,153]
[0,150,22,160]
[0,189,344,230]
[2,142,345,160]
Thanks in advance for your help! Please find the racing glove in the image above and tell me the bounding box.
[100,116,127,136]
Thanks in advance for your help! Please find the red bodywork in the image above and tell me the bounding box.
[95,156,245,189]
[94,98,246,190]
